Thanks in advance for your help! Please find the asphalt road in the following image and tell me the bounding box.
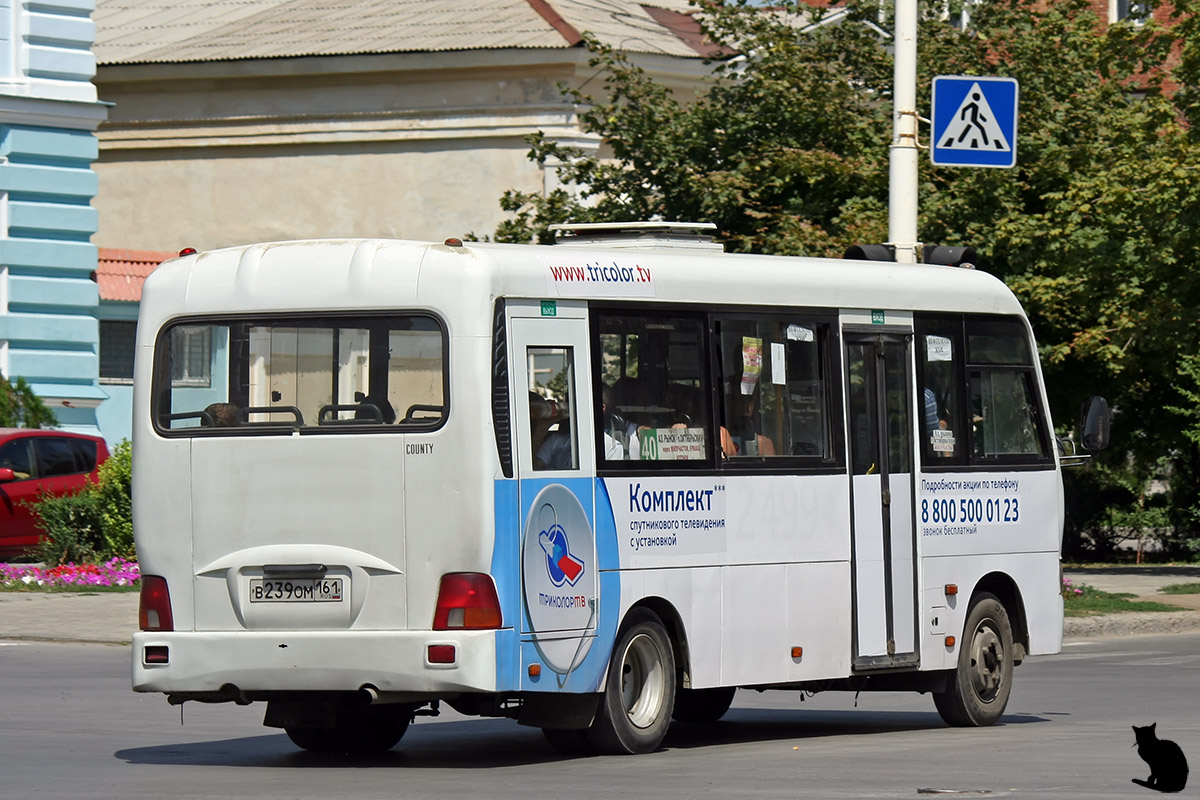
[2,633,1196,799]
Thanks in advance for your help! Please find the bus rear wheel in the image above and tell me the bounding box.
[285,708,411,753]
[586,608,676,754]
[934,593,1014,727]
[672,687,736,723]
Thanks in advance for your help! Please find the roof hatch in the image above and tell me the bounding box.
[549,221,724,252]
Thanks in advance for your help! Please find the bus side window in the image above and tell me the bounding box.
[717,317,830,460]
[915,319,964,463]
[970,371,1046,458]
[527,347,578,471]
[965,316,1049,460]
[593,313,710,465]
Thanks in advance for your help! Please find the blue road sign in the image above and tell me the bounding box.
[931,75,1018,168]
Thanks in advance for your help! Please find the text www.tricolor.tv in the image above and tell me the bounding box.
[548,263,653,283]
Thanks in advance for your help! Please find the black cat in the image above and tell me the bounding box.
[1132,723,1189,793]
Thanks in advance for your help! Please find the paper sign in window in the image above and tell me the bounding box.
[639,427,706,460]
[771,342,786,385]
[931,429,956,453]
[927,335,953,362]
[786,325,814,342]
[741,337,763,395]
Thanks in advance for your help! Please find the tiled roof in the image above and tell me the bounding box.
[94,0,712,65]
[96,248,174,302]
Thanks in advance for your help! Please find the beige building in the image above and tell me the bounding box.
[92,0,718,252]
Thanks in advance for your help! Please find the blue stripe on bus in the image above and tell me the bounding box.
[492,480,521,692]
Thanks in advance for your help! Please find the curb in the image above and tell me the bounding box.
[0,632,131,646]
[1063,611,1200,640]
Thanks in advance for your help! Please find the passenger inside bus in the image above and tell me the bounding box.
[724,385,776,457]
[924,386,953,458]
[530,392,574,470]
[611,376,645,425]
[204,402,240,428]
[601,384,640,460]
[667,383,702,429]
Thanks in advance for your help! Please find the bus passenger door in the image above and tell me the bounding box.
[845,331,918,670]
[509,311,600,688]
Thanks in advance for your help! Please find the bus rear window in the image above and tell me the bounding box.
[152,314,446,434]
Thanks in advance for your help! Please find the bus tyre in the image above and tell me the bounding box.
[672,687,736,723]
[284,727,337,751]
[285,710,411,753]
[934,593,1014,727]
[586,609,676,755]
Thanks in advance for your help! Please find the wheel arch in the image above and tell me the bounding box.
[970,571,1028,661]
[624,596,692,687]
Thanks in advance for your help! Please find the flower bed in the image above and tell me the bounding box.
[0,558,140,589]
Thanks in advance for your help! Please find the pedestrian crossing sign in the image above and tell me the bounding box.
[931,75,1018,168]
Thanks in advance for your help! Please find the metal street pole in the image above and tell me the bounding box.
[890,0,919,264]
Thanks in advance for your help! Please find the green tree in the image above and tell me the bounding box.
[496,0,1200,558]
[0,373,57,428]
[496,1,894,254]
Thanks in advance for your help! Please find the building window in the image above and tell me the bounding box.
[0,2,23,79]
[99,320,137,383]
[945,0,976,30]
[170,325,212,387]
[1111,0,1148,23]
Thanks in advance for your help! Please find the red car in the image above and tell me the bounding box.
[0,429,110,560]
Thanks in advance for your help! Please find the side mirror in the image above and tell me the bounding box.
[1080,396,1110,451]
[0,468,14,482]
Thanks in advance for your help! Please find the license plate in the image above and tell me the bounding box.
[249,578,344,603]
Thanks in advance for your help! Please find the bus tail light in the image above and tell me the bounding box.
[433,573,502,630]
[139,575,174,631]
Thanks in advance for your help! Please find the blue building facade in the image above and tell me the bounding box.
[0,0,106,434]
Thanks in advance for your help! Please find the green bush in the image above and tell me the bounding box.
[29,440,134,565]
[30,490,104,566]
[95,441,134,558]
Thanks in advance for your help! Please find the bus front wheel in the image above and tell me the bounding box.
[934,593,1014,727]
[587,608,676,754]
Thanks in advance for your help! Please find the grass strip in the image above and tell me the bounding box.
[1064,583,1186,617]
[1159,582,1200,595]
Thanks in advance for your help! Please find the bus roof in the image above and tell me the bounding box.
[139,237,1026,328]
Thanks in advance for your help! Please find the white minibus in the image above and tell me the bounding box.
[131,224,1107,754]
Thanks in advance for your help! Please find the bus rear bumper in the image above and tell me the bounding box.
[132,629,498,695]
